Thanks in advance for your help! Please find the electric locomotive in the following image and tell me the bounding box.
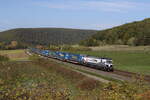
[82,56,113,71]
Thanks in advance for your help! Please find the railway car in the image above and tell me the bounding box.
[47,50,57,58]
[66,53,84,64]
[54,51,63,60]
[41,50,49,56]
[30,48,41,55]
[56,52,68,60]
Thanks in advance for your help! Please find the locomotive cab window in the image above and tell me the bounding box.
[106,60,112,64]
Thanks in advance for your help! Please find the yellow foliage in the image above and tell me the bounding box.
[11,41,18,47]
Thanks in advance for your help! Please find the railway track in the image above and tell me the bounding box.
[64,60,150,82]
[46,58,133,82]
[57,59,150,83]
[27,51,150,83]
[114,69,150,82]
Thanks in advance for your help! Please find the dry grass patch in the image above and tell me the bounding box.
[90,45,150,52]
[0,58,150,100]
[33,58,102,91]
[0,49,28,60]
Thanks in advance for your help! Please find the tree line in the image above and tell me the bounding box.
[0,28,97,46]
[0,41,27,50]
[80,18,150,46]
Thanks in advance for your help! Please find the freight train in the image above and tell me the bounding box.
[29,48,114,72]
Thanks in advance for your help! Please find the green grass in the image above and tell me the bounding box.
[0,49,25,54]
[74,68,123,83]
[53,60,122,83]
[10,57,29,61]
[0,49,29,61]
[0,59,103,99]
[0,61,75,99]
[65,50,150,75]
[0,59,149,100]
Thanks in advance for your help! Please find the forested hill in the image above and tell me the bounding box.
[80,18,150,46]
[0,28,97,45]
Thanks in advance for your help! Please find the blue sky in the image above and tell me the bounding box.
[0,0,150,31]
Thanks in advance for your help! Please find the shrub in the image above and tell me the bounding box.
[115,39,124,45]
[0,55,9,61]
[76,77,100,90]
[100,80,150,100]
[127,37,136,46]
[49,45,61,51]
[79,39,99,47]
[48,45,92,51]
[62,46,91,51]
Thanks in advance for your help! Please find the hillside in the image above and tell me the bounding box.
[0,28,97,45]
[80,18,150,46]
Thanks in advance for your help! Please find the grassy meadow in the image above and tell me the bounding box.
[65,45,150,75]
[0,59,100,100]
[0,49,28,61]
[0,58,150,100]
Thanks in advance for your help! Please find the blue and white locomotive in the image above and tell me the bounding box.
[29,48,114,72]
[82,56,113,71]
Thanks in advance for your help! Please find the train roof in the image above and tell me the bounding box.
[85,56,112,60]
[30,48,112,60]
[101,57,112,60]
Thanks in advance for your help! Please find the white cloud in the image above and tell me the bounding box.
[84,1,137,12]
[34,1,150,13]
[0,20,17,31]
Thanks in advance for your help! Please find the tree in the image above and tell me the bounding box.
[115,39,123,45]
[36,45,44,49]
[0,42,5,49]
[11,41,18,48]
[79,39,99,47]
[127,37,136,46]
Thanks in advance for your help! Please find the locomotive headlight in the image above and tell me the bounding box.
[108,64,111,67]
[106,64,112,67]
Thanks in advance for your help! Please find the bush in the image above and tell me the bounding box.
[0,41,27,50]
[115,39,124,45]
[49,45,61,51]
[100,80,150,100]
[76,77,100,90]
[48,45,92,51]
[127,37,136,46]
[62,45,92,51]
[0,55,9,61]
[79,39,99,47]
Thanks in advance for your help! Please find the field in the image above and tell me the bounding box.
[0,49,29,61]
[66,45,150,75]
[90,45,150,51]
[1,48,149,75]
[0,59,101,100]
[0,58,149,100]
